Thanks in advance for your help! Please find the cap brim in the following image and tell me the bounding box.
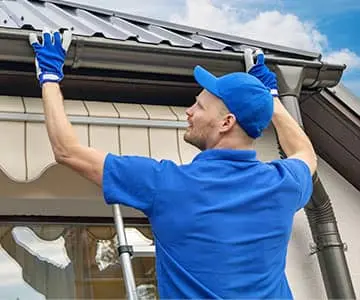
[193,65,220,98]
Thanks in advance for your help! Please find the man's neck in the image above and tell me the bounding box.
[211,137,255,151]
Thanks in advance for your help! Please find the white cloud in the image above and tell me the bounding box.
[170,0,240,32]
[234,11,327,52]
[170,0,360,74]
[170,0,328,52]
[324,49,360,69]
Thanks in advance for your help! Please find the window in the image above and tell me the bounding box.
[0,223,157,299]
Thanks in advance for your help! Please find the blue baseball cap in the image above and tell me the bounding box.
[193,65,274,138]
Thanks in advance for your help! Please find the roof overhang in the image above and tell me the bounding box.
[300,86,360,191]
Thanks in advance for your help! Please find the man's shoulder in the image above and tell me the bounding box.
[268,158,311,177]
[267,158,313,201]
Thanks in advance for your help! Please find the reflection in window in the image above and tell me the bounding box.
[0,224,157,299]
[12,227,71,269]
[0,246,45,300]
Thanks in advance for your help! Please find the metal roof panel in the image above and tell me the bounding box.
[0,6,19,28]
[110,17,164,44]
[74,9,133,40]
[0,0,322,58]
[40,2,95,36]
[1,0,54,29]
[147,25,197,48]
[190,34,231,51]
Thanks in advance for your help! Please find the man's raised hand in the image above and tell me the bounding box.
[244,48,279,97]
[29,29,72,86]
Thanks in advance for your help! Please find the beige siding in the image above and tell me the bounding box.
[23,97,90,181]
[85,101,120,154]
[24,97,56,181]
[0,97,195,179]
[114,103,150,156]
[0,96,26,181]
[142,104,181,164]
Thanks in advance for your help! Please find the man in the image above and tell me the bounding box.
[29,29,316,299]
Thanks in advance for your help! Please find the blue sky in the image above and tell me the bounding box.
[277,0,360,96]
[73,0,360,97]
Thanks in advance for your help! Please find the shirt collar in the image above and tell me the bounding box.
[193,149,257,163]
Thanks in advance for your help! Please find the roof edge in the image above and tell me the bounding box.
[35,0,321,59]
[324,84,360,117]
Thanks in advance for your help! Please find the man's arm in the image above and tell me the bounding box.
[29,30,106,186]
[271,97,317,174]
[42,82,106,186]
[245,49,317,175]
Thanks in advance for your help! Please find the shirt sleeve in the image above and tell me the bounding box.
[280,158,313,210]
[102,153,163,216]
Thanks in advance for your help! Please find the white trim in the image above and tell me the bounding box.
[0,112,188,129]
[132,245,155,257]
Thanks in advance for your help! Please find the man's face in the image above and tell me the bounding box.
[184,89,224,150]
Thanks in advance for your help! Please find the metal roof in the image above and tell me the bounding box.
[0,0,320,59]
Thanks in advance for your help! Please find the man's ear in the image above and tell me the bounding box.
[219,114,237,133]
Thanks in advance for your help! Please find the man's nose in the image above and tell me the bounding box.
[186,104,195,117]
[185,106,192,117]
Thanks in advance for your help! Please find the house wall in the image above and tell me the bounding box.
[0,101,358,297]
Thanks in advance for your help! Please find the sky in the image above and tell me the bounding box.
[72,0,360,97]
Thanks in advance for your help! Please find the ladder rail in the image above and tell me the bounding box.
[113,204,139,300]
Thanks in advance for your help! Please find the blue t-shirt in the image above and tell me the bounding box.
[103,149,313,299]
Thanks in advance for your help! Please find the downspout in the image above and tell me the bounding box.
[274,65,356,299]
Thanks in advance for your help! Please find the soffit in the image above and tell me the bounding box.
[300,87,360,191]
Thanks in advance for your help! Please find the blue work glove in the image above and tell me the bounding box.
[244,49,279,97]
[29,29,72,86]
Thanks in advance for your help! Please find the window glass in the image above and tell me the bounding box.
[0,223,156,299]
